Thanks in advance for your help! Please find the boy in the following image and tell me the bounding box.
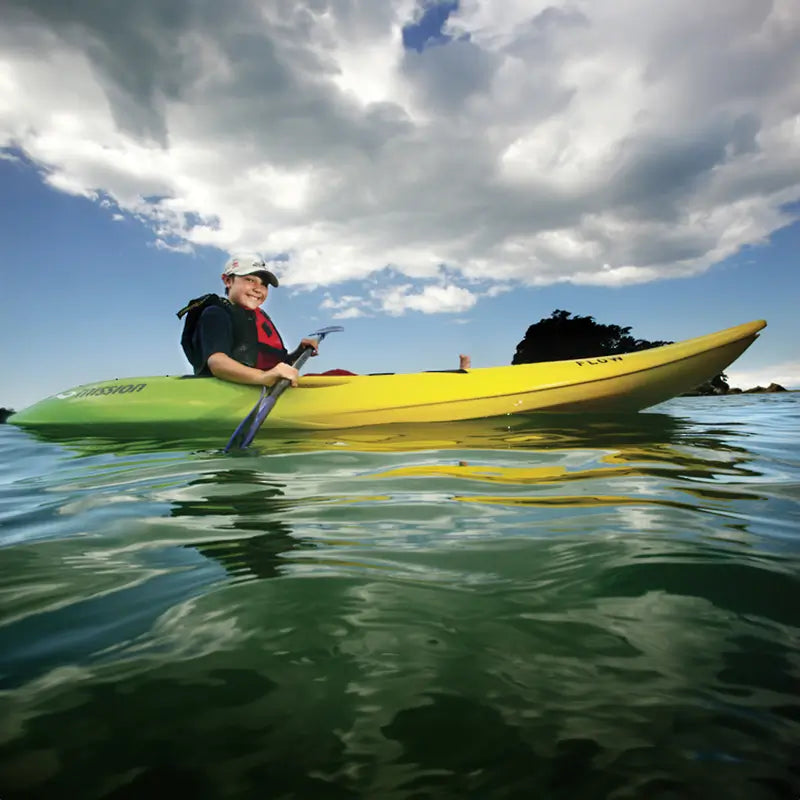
[178,253,319,387]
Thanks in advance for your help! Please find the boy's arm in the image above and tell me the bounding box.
[198,306,298,387]
[207,353,298,387]
[285,337,319,363]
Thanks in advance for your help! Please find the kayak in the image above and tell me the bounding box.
[9,319,766,435]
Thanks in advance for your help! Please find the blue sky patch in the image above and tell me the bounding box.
[402,1,460,52]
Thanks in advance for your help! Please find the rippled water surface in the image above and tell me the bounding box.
[1,394,799,799]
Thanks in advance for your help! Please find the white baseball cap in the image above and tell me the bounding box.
[222,253,279,287]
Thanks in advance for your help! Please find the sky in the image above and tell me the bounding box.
[1,0,798,411]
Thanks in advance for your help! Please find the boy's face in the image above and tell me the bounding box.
[223,273,269,310]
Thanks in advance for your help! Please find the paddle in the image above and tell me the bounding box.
[224,325,344,451]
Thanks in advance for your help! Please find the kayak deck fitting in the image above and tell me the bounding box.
[10,320,767,435]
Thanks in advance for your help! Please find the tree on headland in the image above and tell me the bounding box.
[0,408,14,424]
[511,309,733,395]
[512,310,672,364]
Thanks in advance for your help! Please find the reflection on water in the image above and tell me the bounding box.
[0,395,799,798]
[170,468,301,582]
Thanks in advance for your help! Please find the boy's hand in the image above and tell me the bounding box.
[300,337,319,356]
[263,362,299,387]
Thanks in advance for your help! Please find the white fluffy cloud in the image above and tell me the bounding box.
[726,361,800,390]
[320,280,477,316]
[376,283,478,315]
[1,0,798,314]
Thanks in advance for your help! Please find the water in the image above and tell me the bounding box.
[0,394,798,799]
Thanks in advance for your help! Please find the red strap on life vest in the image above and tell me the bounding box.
[304,369,358,376]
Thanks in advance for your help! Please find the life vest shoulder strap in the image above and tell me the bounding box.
[176,293,229,320]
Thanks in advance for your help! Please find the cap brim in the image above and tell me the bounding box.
[230,268,279,287]
[253,270,279,288]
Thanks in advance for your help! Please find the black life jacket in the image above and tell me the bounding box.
[177,294,288,374]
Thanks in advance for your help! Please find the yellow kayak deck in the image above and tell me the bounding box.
[275,319,766,427]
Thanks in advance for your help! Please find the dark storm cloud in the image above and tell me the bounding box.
[0,0,798,299]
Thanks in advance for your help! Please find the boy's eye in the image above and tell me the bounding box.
[240,275,266,289]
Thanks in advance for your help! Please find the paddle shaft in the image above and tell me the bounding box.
[240,345,316,445]
[224,325,344,451]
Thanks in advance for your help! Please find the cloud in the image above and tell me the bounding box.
[1,0,798,310]
[321,279,478,316]
[726,361,800,390]
[331,306,367,320]
[375,283,478,315]
[485,284,513,298]
[321,293,370,318]
[153,238,195,254]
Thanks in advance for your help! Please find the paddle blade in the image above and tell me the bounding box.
[223,387,266,452]
[310,325,345,338]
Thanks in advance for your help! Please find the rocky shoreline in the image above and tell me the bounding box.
[683,381,788,397]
